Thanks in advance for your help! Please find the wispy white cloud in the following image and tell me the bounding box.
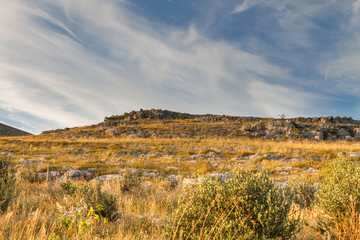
[2,0,359,133]
[353,0,360,14]
[232,0,265,14]
[248,81,325,117]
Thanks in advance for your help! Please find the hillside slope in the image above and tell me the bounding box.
[41,109,360,141]
[0,122,32,136]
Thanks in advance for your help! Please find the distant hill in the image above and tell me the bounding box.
[0,122,32,136]
[40,109,360,142]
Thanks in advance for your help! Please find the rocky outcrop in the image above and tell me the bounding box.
[41,109,360,141]
[241,120,360,141]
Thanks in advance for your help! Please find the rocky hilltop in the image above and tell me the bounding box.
[0,122,32,137]
[42,109,360,141]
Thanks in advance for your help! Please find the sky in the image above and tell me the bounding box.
[1,0,360,134]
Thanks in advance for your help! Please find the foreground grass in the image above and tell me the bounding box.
[0,181,174,239]
[1,134,360,239]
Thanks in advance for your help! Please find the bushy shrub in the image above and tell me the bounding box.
[60,181,77,196]
[0,157,16,213]
[170,170,299,239]
[118,170,142,192]
[316,157,360,222]
[289,179,318,208]
[78,182,119,221]
[18,170,42,183]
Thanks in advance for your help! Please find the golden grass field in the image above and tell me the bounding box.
[1,118,360,239]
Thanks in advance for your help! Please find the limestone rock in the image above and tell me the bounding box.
[105,128,118,137]
[61,170,91,181]
[305,167,320,174]
[92,174,122,182]
[38,171,61,181]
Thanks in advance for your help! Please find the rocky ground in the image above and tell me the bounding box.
[43,109,360,141]
[2,109,360,239]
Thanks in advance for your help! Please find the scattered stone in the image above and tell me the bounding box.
[186,160,197,164]
[19,160,43,165]
[249,153,262,160]
[165,166,179,171]
[142,172,157,179]
[274,181,287,188]
[92,174,122,182]
[141,183,155,188]
[7,139,21,143]
[305,167,320,174]
[347,152,360,158]
[265,154,281,160]
[182,178,196,186]
[279,172,289,176]
[119,168,139,173]
[337,128,350,138]
[105,128,118,137]
[208,173,232,181]
[61,170,92,181]
[189,154,202,160]
[167,174,182,182]
[38,171,61,181]
[1,151,15,155]
[275,167,296,171]
[281,158,303,163]
[116,151,125,156]
[211,162,220,168]
[87,168,99,173]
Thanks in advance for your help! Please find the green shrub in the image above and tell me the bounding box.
[289,179,318,208]
[170,170,299,239]
[54,204,109,238]
[104,112,129,121]
[316,157,360,222]
[118,170,142,193]
[60,181,77,196]
[0,157,16,213]
[78,182,119,221]
[18,170,42,183]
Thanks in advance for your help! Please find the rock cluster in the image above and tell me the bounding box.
[41,109,360,141]
[241,120,360,141]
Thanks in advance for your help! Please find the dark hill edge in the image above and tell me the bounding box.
[0,122,32,137]
[41,109,360,141]
[103,109,358,124]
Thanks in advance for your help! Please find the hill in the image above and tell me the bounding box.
[42,108,360,141]
[2,109,360,238]
[0,122,32,136]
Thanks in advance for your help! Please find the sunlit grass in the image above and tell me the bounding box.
[1,118,360,239]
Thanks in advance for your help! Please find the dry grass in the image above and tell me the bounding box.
[1,123,360,239]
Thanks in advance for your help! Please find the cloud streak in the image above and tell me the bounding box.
[233,0,265,13]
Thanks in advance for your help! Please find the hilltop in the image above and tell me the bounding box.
[0,122,32,137]
[42,109,360,141]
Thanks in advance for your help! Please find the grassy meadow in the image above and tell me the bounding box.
[1,119,360,239]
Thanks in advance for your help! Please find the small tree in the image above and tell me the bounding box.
[278,113,286,120]
[0,157,15,213]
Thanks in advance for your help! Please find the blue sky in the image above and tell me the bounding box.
[1,0,360,134]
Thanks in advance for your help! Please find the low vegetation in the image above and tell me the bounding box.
[2,110,360,239]
[0,156,16,213]
[170,171,299,239]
